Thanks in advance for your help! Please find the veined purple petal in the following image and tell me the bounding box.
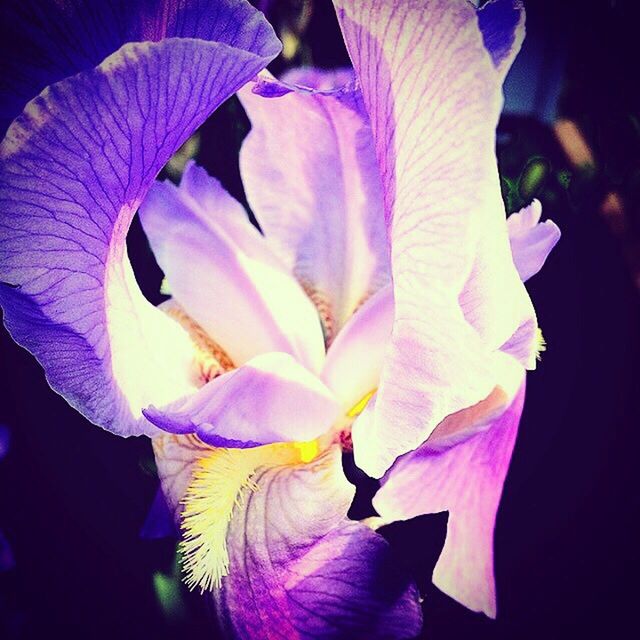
[477,0,526,79]
[333,0,535,477]
[239,69,390,342]
[508,199,561,282]
[0,0,279,135]
[144,352,341,447]
[215,447,423,639]
[374,383,526,618]
[0,14,280,436]
[139,162,325,372]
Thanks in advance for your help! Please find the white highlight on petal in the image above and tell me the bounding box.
[105,216,197,425]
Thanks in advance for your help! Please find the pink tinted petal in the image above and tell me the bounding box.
[216,447,423,639]
[139,163,325,372]
[238,70,390,338]
[144,352,341,447]
[322,284,393,410]
[0,26,279,436]
[508,199,561,282]
[374,384,526,618]
[334,0,533,476]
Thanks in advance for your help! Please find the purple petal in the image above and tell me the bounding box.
[215,447,423,639]
[140,488,176,540]
[139,162,325,372]
[374,384,526,618]
[0,16,280,436]
[508,199,561,282]
[0,0,280,135]
[238,70,390,341]
[334,0,534,476]
[144,352,341,447]
[477,0,526,78]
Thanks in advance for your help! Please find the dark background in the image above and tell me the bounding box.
[1,0,639,638]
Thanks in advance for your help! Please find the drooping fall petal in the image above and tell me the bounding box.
[373,384,526,618]
[0,4,280,436]
[140,162,325,373]
[333,0,536,476]
[215,447,423,639]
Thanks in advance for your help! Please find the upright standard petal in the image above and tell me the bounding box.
[239,70,390,342]
[0,17,281,436]
[215,447,423,639]
[334,0,535,476]
[144,352,341,447]
[139,162,325,372]
[0,0,278,135]
[373,384,526,618]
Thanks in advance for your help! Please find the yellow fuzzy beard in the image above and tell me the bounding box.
[180,441,319,592]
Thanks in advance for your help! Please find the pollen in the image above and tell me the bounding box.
[294,439,320,463]
[347,389,376,418]
[535,327,547,361]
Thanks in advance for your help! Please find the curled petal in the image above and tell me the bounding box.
[215,447,423,639]
[144,352,341,447]
[508,199,561,282]
[373,384,526,618]
[0,0,279,134]
[239,69,390,340]
[140,162,325,372]
[0,15,280,436]
[334,0,534,476]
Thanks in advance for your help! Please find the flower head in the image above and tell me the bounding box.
[0,0,560,635]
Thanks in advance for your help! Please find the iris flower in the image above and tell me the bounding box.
[0,0,560,637]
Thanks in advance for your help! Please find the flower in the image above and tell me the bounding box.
[0,0,560,637]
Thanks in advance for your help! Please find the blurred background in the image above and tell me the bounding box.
[1,0,639,638]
